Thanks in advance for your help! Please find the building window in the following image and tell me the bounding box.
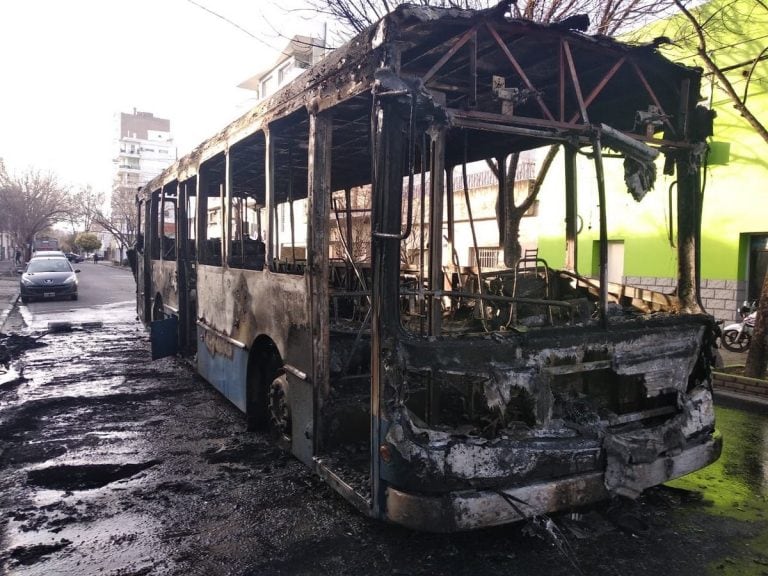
[260,75,274,99]
[278,61,293,84]
[469,247,501,270]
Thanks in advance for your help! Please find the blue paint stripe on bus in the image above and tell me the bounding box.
[197,339,248,412]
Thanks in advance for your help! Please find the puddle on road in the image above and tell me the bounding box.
[27,461,161,491]
[0,365,21,386]
[5,511,173,575]
[14,376,127,405]
[19,300,136,331]
[5,454,175,574]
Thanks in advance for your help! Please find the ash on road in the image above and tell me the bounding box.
[1,310,767,576]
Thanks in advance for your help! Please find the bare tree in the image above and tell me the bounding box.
[0,167,74,260]
[668,0,768,377]
[671,0,768,144]
[67,184,102,235]
[331,187,372,263]
[76,184,139,262]
[307,0,680,44]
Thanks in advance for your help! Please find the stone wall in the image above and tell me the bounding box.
[623,275,746,323]
[713,368,768,400]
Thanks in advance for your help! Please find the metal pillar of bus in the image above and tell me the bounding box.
[308,110,333,465]
[371,96,409,518]
[564,145,578,273]
[177,180,195,354]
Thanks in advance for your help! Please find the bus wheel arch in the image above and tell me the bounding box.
[246,335,288,436]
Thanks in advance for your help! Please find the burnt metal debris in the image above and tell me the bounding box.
[134,4,720,531]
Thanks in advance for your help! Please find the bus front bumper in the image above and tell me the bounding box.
[384,430,722,532]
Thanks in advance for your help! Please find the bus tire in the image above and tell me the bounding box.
[268,372,291,440]
[246,341,282,432]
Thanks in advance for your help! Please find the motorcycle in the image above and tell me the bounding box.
[721,302,757,353]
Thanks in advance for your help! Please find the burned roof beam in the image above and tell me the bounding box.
[563,40,590,124]
[451,109,590,135]
[486,22,555,121]
[630,61,677,137]
[568,55,626,124]
[422,25,479,84]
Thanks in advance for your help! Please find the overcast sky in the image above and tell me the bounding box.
[0,0,326,193]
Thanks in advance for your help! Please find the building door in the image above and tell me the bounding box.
[592,240,625,284]
[748,235,768,302]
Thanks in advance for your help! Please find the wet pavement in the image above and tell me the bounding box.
[1,275,768,575]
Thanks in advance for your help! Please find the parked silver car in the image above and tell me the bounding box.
[19,257,80,303]
[30,250,67,259]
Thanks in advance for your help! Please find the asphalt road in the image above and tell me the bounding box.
[19,261,136,330]
[1,268,768,575]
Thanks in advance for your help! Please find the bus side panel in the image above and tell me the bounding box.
[196,265,314,464]
[151,260,180,313]
[197,332,249,411]
[196,267,310,359]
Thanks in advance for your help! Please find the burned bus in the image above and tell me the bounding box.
[134,4,721,531]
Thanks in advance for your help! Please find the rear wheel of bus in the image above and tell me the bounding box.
[268,372,291,441]
[246,341,288,440]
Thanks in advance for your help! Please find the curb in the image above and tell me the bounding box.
[0,292,19,333]
[714,389,768,410]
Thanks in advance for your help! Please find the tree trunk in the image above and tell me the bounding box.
[744,273,768,378]
[502,145,560,268]
[492,146,560,269]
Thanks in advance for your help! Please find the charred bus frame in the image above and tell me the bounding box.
[134,5,721,531]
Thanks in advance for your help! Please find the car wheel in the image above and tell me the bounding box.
[71,294,78,301]
[21,296,29,304]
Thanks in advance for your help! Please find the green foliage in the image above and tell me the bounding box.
[75,232,102,252]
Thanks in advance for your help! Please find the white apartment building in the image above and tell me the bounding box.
[110,109,176,261]
[113,109,176,198]
[238,35,327,101]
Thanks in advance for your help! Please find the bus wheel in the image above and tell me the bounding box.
[246,355,271,431]
[268,373,291,439]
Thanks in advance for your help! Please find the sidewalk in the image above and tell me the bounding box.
[0,259,19,331]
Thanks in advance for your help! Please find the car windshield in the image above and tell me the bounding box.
[26,258,73,273]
